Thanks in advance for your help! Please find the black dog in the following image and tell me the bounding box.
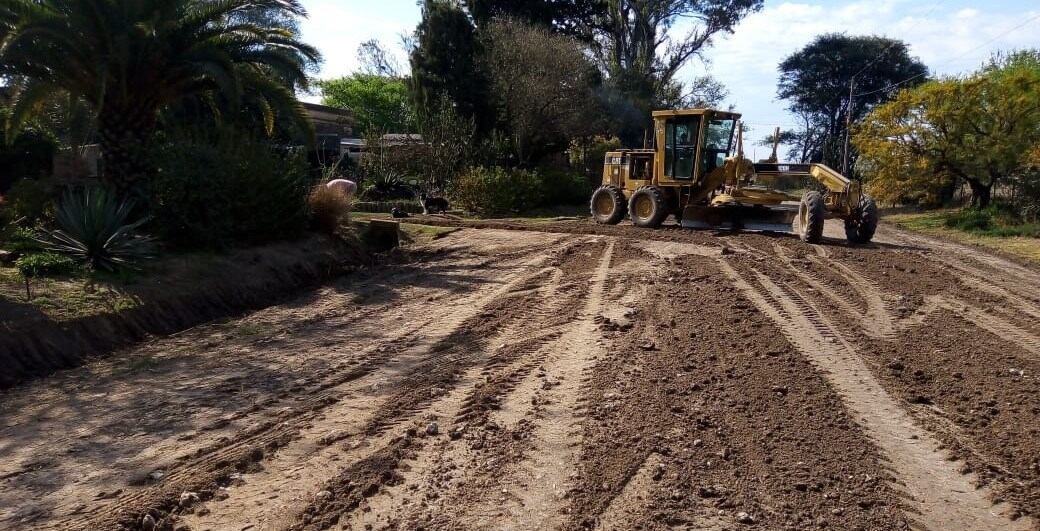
[419,193,450,214]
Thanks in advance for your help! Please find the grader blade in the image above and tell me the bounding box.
[680,204,797,233]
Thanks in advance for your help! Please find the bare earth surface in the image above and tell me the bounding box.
[1,219,1039,531]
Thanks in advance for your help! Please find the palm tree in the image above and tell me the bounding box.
[0,0,320,192]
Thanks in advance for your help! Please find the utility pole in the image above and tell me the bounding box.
[842,77,855,176]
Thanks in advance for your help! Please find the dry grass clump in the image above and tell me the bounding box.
[309,184,352,234]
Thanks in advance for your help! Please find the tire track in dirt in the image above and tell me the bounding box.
[751,241,946,341]
[369,239,617,531]
[331,263,579,530]
[881,226,1040,292]
[281,238,612,531]
[54,234,569,531]
[179,272,564,531]
[719,258,1033,531]
[937,299,1040,360]
[479,240,614,530]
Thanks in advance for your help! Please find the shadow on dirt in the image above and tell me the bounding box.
[0,249,507,526]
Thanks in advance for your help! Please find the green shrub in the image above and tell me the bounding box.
[3,226,43,253]
[945,208,993,231]
[539,168,593,205]
[15,252,78,278]
[151,129,311,249]
[942,204,1040,237]
[449,166,545,216]
[40,187,156,271]
[3,178,54,223]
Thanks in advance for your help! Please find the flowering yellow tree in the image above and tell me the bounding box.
[855,51,1040,208]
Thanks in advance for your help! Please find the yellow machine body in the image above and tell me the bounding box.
[594,108,869,238]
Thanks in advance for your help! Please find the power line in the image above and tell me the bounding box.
[853,10,1040,98]
[847,0,948,81]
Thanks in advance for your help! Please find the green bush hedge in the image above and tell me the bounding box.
[539,168,593,206]
[449,167,541,216]
[943,205,1040,237]
[151,129,311,249]
[448,167,591,216]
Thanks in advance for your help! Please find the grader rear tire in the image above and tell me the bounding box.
[629,186,669,228]
[845,194,879,244]
[798,191,826,243]
[590,185,627,225]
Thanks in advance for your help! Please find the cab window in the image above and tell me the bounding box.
[700,119,735,176]
[665,117,700,179]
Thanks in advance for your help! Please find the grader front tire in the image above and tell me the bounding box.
[798,191,826,243]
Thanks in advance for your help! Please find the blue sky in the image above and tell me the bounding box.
[300,0,1040,156]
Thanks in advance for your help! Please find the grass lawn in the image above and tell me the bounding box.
[885,209,1040,263]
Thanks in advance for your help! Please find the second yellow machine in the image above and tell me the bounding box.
[589,108,878,244]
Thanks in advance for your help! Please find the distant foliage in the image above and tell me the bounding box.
[539,168,593,206]
[40,187,156,271]
[410,0,492,132]
[151,129,311,248]
[778,34,929,169]
[480,20,601,165]
[320,74,414,135]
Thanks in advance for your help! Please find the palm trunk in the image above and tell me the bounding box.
[97,102,158,195]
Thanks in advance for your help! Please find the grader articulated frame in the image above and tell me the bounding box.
[589,108,878,244]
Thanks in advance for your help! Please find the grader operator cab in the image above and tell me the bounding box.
[590,108,878,244]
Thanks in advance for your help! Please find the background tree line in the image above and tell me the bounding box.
[319,0,764,209]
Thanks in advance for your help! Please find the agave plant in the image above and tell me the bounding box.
[361,171,415,201]
[40,187,156,271]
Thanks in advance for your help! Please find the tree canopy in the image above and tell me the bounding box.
[855,51,1040,208]
[409,0,491,131]
[596,0,762,142]
[320,74,414,135]
[0,0,319,192]
[463,0,603,40]
[777,34,928,168]
[481,19,602,165]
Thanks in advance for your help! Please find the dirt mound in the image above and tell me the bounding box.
[0,236,363,389]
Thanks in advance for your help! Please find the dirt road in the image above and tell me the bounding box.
[1,220,1038,531]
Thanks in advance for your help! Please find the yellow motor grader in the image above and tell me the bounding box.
[589,108,878,244]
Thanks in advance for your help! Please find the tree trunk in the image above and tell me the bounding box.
[97,102,158,195]
[967,179,992,209]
